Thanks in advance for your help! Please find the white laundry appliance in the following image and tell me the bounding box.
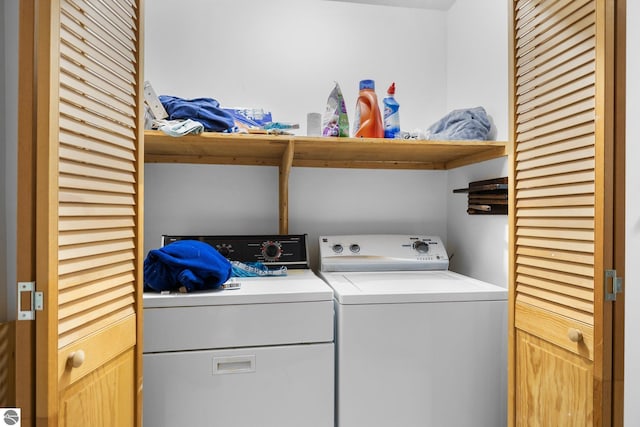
[319,234,508,427]
[143,234,334,427]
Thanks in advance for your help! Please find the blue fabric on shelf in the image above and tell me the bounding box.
[427,106,492,140]
[159,95,235,132]
[144,240,232,292]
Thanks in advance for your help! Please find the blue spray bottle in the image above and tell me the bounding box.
[383,82,400,139]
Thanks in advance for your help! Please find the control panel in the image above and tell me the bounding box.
[161,234,309,269]
[319,235,450,272]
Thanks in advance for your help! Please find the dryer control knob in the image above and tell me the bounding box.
[413,241,430,254]
[350,244,361,253]
[332,244,344,254]
[261,241,282,261]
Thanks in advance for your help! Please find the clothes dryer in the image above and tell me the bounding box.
[143,234,334,427]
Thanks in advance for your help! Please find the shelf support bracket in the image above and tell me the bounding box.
[279,139,295,234]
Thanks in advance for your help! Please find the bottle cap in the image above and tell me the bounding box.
[387,82,396,95]
[359,79,375,90]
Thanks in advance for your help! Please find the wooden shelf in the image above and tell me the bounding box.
[144,130,508,170]
[143,130,508,234]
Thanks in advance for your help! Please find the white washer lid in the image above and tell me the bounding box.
[320,270,507,304]
[143,270,333,308]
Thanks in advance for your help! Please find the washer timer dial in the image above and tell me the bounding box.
[412,240,430,254]
[261,240,282,261]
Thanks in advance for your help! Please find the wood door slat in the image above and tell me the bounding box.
[58,188,135,207]
[516,227,594,241]
[60,27,133,85]
[517,146,594,170]
[60,57,134,107]
[517,44,595,100]
[58,250,135,276]
[516,284,593,313]
[61,0,135,63]
[516,133,593,162]
[59,73,135,119]
[517,62,595,105]
[516,194,595,208]
[516,0,593,59]
[60,116,135,152]
[517,254,594,276]
[516,236,594,253]
[59,130,135,162]
[60,101,135,140]
[58,307,135,350]
[59,175,135,195]
[59,217,136,232]
[58,239,135,261]
[59,145,136,173]
[59,228,135,246]
[516,294,593,325]
[517,110,595,143]
[517,98,595,133]
[67,0,136,54]
[60,11,135,75]
[516,182,595,199]
[517,265,594,290]
[517,156,594,180]
[517,245,594,264]
[59,261,135,289]
[516,171,594,189]
[58,204,136,217]
[59,159,135,183]
[58,282,133,320]
[517,74,595,121]
[59,84,134,129]
[517,274,593,301]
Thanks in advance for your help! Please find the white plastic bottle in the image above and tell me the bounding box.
[383,82,400,139]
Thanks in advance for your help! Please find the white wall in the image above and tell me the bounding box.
[143,0,456,262]
[144,0,449,135]
[444,0,509,287]
[625,0,639,424]
[1,0,7,322]
[2,0,19,322]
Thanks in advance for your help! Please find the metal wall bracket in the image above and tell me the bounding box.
[17,281,43,320]
[604,269,623,302]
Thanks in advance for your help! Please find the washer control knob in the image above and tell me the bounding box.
[350,244,361,253]
[332,244,344,254]
[261,241,282,261]
[413,240,430,254]
[217,245,231,258]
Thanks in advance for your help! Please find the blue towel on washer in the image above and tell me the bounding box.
[159,95,235,133]
[144,240,232,292]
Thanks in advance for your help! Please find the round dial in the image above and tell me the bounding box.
[413,240,430,254]
[216,244,232,258]
[261,241,282,261]
[350,244,361,253]
[332,244,344,254]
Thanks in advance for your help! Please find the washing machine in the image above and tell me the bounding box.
[143,234,334,427]
[319,234,508,427]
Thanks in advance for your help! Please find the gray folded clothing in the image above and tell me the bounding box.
[427,107,492,140]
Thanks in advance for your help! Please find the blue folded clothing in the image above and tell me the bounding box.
[144,240,232,292]
[159,95,235,133]
[427,107,492,140]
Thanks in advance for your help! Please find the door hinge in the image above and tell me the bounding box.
[17,281,43,320]
[604,269,623,302]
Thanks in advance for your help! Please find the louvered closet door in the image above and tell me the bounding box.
[34,0,143,425]
[510,0,616,425]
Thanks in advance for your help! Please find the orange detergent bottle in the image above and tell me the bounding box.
[353,79,384,138]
